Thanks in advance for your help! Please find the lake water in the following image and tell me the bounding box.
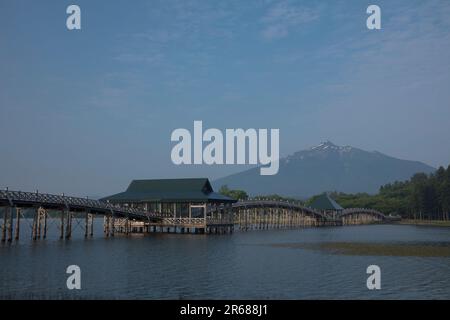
[1,221,450,299]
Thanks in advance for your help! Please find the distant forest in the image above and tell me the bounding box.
[220,165,450,221]
[330,165,450,220]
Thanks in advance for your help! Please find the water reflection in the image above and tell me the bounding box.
[1,224,450,299]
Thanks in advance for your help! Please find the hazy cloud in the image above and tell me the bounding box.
[261,0,320,39]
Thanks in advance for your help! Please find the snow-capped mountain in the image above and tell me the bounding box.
[214,141,435,198]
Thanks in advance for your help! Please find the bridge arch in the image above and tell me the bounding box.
[231,200,329,230]
[339,208,386,225]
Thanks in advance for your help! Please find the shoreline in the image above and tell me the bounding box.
[395,219,450,227]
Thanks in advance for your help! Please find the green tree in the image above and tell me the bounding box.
[219,185,248,200]
[314,166,450,221]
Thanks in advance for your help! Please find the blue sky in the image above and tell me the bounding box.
[1,0,450,197]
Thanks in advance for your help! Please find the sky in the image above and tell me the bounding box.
[1,0,450,197]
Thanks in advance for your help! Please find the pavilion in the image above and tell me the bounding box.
[309,193,343,217]
[101,178,236,222]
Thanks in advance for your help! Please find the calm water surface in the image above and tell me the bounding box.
[1,221,449,299]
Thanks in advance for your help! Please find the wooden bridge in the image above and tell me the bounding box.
[231,200,335,230]
[0,189,161,241]
[0,189,388,242]
[230,200,387,230]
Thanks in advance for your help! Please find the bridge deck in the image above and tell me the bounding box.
[0,190,160,221]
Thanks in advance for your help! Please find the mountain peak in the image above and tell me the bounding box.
[310,141,352,152]
[214,142,435,198]
[312,140,336,149]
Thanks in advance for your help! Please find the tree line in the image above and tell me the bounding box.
[219,185,304,205]
[331,166,450,220]
[220,165,450,221]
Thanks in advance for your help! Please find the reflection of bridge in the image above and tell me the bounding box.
[1,190,387,242]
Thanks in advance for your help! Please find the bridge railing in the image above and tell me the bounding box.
[232,200,323,217]
[340,208,386,219]
[161,217,206,225]
[0,189,159,220]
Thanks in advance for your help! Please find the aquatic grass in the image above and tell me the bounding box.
[270,242,450,257]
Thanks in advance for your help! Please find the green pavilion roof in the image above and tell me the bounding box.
[309,193,343,211]
[101,178,236,203]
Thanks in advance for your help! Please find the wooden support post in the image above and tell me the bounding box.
[89,214,94,237]
[14,207,20,241]
[1,207,7,242]
[269,209,272,229]
[259,210,262,230]
[277,208,281,228]
[37,208,42,239]
[264,211,268,229]
[280,209,283,228]
[42,209,48,239]
[60,210,65,239]
[110,214,115,237]
[286,210,289,228]
[85,212,89,238]
[252,209,255,230]
[7,207,13,242]
[65,211,72,239]
[238,211,241,230]
[243,209,246,231]
[284,210,288,228]
[105,215,109,237]
[32,208,38,241]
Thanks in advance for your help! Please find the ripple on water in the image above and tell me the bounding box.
[1,225,450,299]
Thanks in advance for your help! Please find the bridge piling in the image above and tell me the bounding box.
[107,215,111,237]
[42,209,47,239]
[286,211,289,228]
[1,207,7,242]
[277,208,280,229]
[85,212,89,238]
[7,207,13,242]
[60,210,65,239]
[14,207,20,241]
[125,217,129,236]
[110,214,115,237]
[104,215,108,235]
[89,214,94,237]
[32,208,37,241]
[260,210,263,229]
[65,211,72,239]
[37,208,42,239]
[251,209,254,229]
